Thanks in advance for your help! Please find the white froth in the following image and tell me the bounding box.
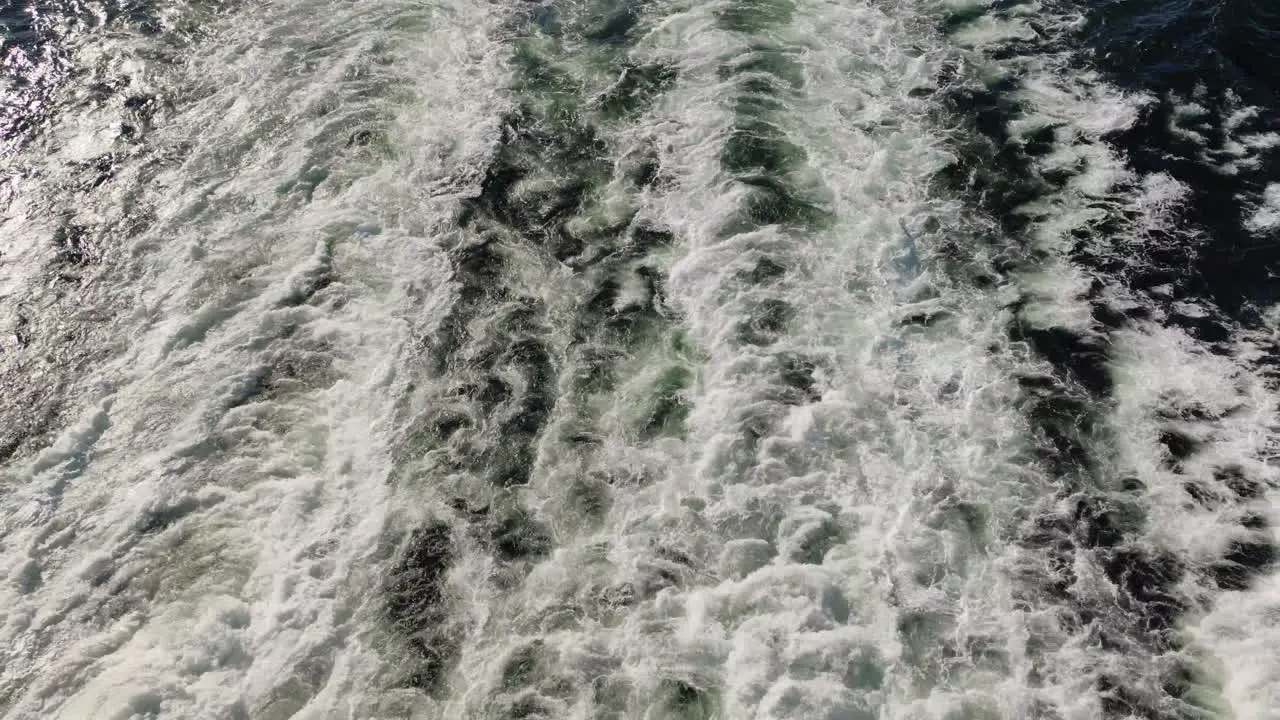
[1192,572,1280,719]
[940,0,1280,715]
[1110,324,1276,556]
[1167,89,1279,176]
[1245,183,1280,235]
[1109,323,1280,717]
[0,0,507,717]
[5,0,1279,717]
[608,0,1070,716]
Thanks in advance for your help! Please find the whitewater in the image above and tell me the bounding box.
[0,0,1277,718]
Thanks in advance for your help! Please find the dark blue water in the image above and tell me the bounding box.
[931,3,1280,717]
[1086,0,1279,104]
[1083,0,1280,322]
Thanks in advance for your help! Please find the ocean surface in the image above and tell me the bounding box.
[1,0,1278,717]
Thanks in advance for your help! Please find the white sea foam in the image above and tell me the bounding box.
[422,0,1120,716]
[0,0,507,717]
[943,0,1280,715]
[1245,183,1280,235]
[3,0,1277,716]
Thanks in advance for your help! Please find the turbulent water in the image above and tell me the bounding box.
[1,0,1278,717]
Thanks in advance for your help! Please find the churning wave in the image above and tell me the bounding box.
[0,0,1276,718]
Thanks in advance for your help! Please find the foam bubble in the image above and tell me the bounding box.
[1245,183,1280,235]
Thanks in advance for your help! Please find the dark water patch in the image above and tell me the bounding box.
[899,308,951,328]
[274,166,330,202]
[451,237,507,302]
[1018,514,1078,601]
[1072,495,1137,550]
[934,77,1050,231]
[549,218,609,270]
[1010,326,1112,397]
[509,41,582,106]
[531,178,593,229]
[583,276,623,319]
[503,693,558,719]
[630,555,687,600]
[459,374,511,408]
[734,297,794,346]
[71,152,119,190]
[636,365,692,440]
[1,0,204,152]
[1152,401,1226,424]
[1157,428,1200,466]
[133,496,204,535]
[1213,465,1264,499]
[724,89,798,225]
[1209,537,1277,591]
[1095,673,1185,720]
[501,641,547,689]
[439,335,555,489]
[718,43,804,90]
[562,474,612,525]
[733,91,788,119]
[1102,93,1278,323]
[738,255,788,284]
[277,266,335,308]
[1182,480,1225,509]
[565,345,623,396]
[896,610,963,690]
[1241,512,1268,530]
[722,175,831,233]
[52,221,101,266]
[217,365,270,413]
[782,513,841,564]
[1081,0,1278,113]
[939,4,990,35]
[277,238,336,308]
[489,504,554,563]
[434,153,619,461]
[722,120,806,176]
[262,344,338,398]
[927,33,1207,695]
[626,223,674,255]
[716,0,795,33]
[775,353,821,404]
[581,0,642,45]
[598,63,675,120]
[459,160,523,228]
[580,266,667,344]
[457,113,610,263]
[1,1,71,149]
[386,521,457,693]
[653,678,718,719]
[626,151,661,188]
[1005,525,1195,715]
[1101,547,1185,636]
[1018,381,1095,476]
[422,237,505,375]
[593,464,654,489]
[1069,0,1280,322]
[345,128,384,148]
[1171,310,1231,347]
[0,358,75,462]
[448,496,490,523]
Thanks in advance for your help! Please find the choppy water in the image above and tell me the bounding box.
[1,0,1277,718]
